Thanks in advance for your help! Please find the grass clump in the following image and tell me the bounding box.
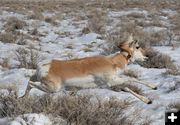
[15,47,41,69]
[4,17,26,32]
[137,48,176,69]
[123,69,139,78]
[0,89,135,125]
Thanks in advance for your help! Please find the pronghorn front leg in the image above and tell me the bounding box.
[130,78,157,90]
[105,75,152,104]
[108,75,157,90]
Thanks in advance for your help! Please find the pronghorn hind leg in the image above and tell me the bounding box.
[122,87,152,104]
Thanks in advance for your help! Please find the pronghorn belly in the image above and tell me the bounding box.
[64,75,96,88]
[107,75,129,86]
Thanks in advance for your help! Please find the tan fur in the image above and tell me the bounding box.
[22,35,149,97]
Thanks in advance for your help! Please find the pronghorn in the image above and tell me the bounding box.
[22,35,157,104]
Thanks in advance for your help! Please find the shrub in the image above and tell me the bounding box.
[0,58,10,69]
[126,12,146,18]
[4,17,26,32]
[28,11,44,20]
[44,17,58,25]
[137,48,176,69]
[87,9,107,34]
[0,32,17,43]
[123,69,139,78]
[0,90,134,125]
[15,47,40,69]
[163,66,180,76]
[167,102,180,110]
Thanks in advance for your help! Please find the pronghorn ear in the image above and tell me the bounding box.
[118,42,127,49]
[129,39,139,47]
[127,34,133,43]
[117,43,122,48]
[134,39,138,44]
[129,41,135,47]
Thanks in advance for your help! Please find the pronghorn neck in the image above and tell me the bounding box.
[121,51,130,59]
[110,51,130,68]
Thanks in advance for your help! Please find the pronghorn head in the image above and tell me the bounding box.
[118,34,147,62]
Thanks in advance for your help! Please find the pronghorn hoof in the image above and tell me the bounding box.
[153,86,157,90]
[147,100,152,104]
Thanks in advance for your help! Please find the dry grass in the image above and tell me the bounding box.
[4,17,26,33]
[28,11,44,20]
[170,13,180,33]
[87,9,107,34]
[0,17,27,43]
[0,89,135,125]
[123,69,139,78]
[105,21,167,56]
[15,47,41,69]
[0,0,179,14]
[44,16,58,25]
[163,66,180,76]
[0,32,17,43]
[137,48,176,69]
[0,58,10,69]
[83,48,93,52]
[168,102,180,110]
[119,22,166,46]
[82,27,91,34]
[126,12,146,19]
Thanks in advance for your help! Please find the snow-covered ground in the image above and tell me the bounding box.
[0,2,180,125]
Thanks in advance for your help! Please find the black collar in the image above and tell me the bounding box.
[121,51,131,59]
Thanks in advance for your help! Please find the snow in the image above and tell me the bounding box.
[109,8,148,18]
[0,114,51,125]
[143,26,167,32]
[161,9,177,16]
[153,46,180,65]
